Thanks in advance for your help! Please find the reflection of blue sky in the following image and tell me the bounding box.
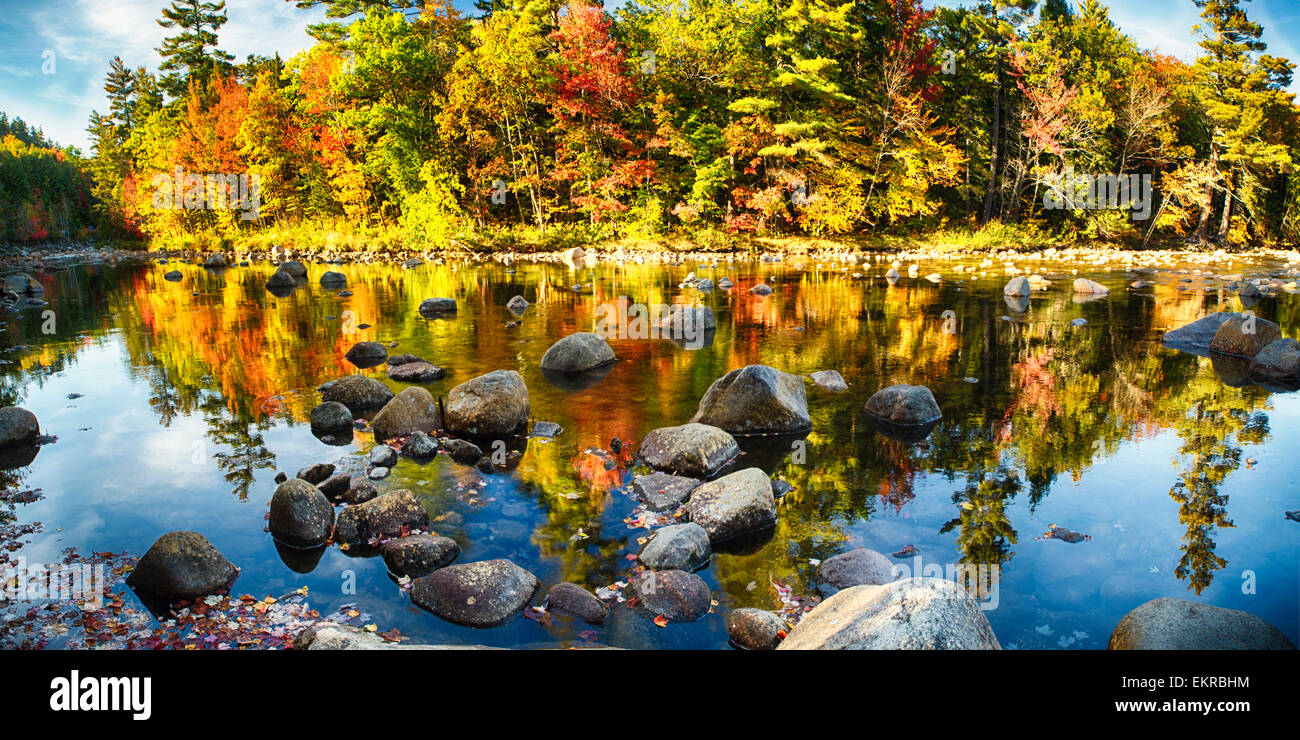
[0,1,1296,153]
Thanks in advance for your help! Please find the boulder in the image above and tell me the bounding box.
[684,467,776,542]
[317,473,352,501]
[125,531,238,601]
[540,332,616,374]
[320,375,394,415]
[410,559,539,627]
[1003,276,1031,296]
[379,533,460,578]
[334,490,429,545]
[506,295,529,313]
[296,463,335,484]
[418,297,457,317]
[1209,314,1282,358]
[750,283,773,295]
[387,361,445,383]
[809,370,848,392]
[310,402,353,433]
[269,479,334,548]
[402,431,439,458]
[1250,337,1300,381]
[728,608,787,650]
[344,341,388,368]
[864,384,942,425]
[1162,312,1238,353]
[369,444,398,468]
[266,270,297,289]
[164,270,183,281]
[630,472,700,511]
[344,479,379,505]
[638,522,711,571]
[320,271,347,287]
[778,578,1001,650]
[0,406,40,448]
[562,247,584,265]
[279,260,307,278]
[441,438,484,463]
[4,273,44,297]
[544,582,608,625]
[1072,277,1109,295]
[386,353,423,367]
[633,569,711,622]
[371,387,442,441]
[444,370,530,439]
[816,548,894,594]
[690,365,811,435]
[1107,597,1295,650]
[638,423,738,478]
[203,254,227,268]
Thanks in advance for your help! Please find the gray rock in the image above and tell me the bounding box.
[778,578,1001,650]
[544,582,608,624]
[506,295,529,313]
[540,332,616,373]
[379,533,460,578]
[125,531,238,601]
[310,401,353,433]
[1003,276,1031,296]
[638,423,738,478]
[530,421,563,438]
[296,463,335,485]
[369,444,398,467]
[164,270,183,281]
[320,271,347,287]
[387,361,445,383]
[269,478,335,548]
[344,341,388,368]
[630,472,700,511]
[266,270,296,289]
[334,489,429,545]
[368,467,390,480]
[203,254,227,268]
[418,297,457,317]
[1162,312,1239,352]
[444,370,530,439]
[1072,277,1109,295]
[864,384,942,425]
[0,406,40,448]
[1107,597,1295,650]
[750,283,773,295]
[371,386,442,441]
[344,479,379,505]
[410,559,539,627]
[728,608,787,650]
[690,365,811,435]
[1210,314,1282,358]
[633,570,711,622]
[441,438,484,463]
[817,548,895,594]
[294,623,503,650]
[317,473,352,501]
[386,353,423,366]
[279,260,307,278]
[684,467,776,542]
[809,370,848,392]
[320,375,394,415]
[1250,337,1300,381]
[638,522,711,571]
[402,431,439,458]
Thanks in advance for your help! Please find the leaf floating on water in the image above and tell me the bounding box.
[1284,510,1300,523]
[892,545,919,558]
[653,614,669,628]
[1037,524,1092,543]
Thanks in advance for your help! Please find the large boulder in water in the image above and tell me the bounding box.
[690,365,811,435]
[1209,314,1282,358]
[1003,276,1031,297]
[728,608,787,650]
[320,375,394,415]
[684,467,776,543]
[1162,312,1239,354]
[444,370,530,439]
[269,479,334,548]
[864,384,942,426]
[310,401,353,433]
[126,531,239,601]
[638,522,711,571]
[410,559,539,627]
[0,406,40,448]
[278,260,307,278]
[544,582,608,625]
[371,387,442,441]
[778,578,1001,650]
[266,270,297,290]
[3,273,44,298]
[344,341,388,368]
[638,423,738,478]
[1250,337,1300,382]
[1072,277,1109,295]
[632,569,711,622]
[418,297,457,317]
[334,490,429,545]
[379,533,460,578]
[1107,597,1295,650]
[540,332,615,374]
[629,472,700,511]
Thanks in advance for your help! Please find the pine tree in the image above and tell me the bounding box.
[156,0,236,99]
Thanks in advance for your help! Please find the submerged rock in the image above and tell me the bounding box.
[540,332,616,374]
[1209,314,1282,358]
[387,361,446,383]
[379,533,460,578]
[0,406,40,448]
[633,569,711,622]
[638,522,711,571]
[269,479,334,548]
[320,375,394,415]
[1108,597,1295,650]
[864,384,942,426]
[691,365,811,435]
[816,547,895,594]
[410,559,539,627]
[417,297,457,317]
[778,578,1001,650]
[630,472,701,511]
[544,582,608,624]
[728,608,787,650]
[334,489,429,544]
[371,387,442,441]
[126,531,239,601]
[386,353,422,367]
[444,370,530,439]
[684,467,776,543]
[638,423,738,478]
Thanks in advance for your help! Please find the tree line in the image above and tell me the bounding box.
[26,0,1300,249]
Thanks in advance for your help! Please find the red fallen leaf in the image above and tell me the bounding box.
[379,628,407,643]
[653,614,669,628]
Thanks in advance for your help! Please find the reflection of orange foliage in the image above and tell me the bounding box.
[1001,349,1060,440]
[875,437,917,511]
[571,445,634,492]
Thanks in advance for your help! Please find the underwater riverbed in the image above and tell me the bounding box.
[2,251,1298,649]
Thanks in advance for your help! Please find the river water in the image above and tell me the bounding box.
[2,252,1298,649]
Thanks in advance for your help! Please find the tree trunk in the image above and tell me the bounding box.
[981,59,1003,224]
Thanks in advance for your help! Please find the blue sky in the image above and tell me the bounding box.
[1,0,1297,152]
